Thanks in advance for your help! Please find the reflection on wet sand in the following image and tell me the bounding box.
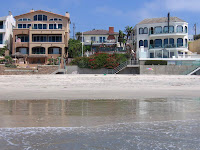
[0,98,200,127]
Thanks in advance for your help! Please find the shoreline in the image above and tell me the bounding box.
[0,74,200,100]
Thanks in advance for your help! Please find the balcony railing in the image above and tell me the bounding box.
[85,40,117,44]
[149,44,186,49]
[149,31,187,35]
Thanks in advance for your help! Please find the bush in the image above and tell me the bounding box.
[5,64,17,68]
[145,60,167,65]
[70,53,128,69]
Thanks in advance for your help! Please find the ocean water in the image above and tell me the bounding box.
[0,98,200,149]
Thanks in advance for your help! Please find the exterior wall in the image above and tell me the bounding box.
[12,10,70,63]
[189,39,200,54]
[140,65,194,75]
[134,21,189,59]
[0,15,15,50]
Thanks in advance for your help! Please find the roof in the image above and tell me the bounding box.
[83,30,119,35]
[14,10,69,19]
[138,17,186,25]
[0,16,7,21]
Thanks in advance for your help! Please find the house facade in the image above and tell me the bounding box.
[0,12,15,51]
[79,27,120,52]
[134,16,190,60]
[12,10,70,64]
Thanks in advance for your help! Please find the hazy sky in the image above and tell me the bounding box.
[1,0,200,37]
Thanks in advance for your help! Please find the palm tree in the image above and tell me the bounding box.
[118,30,126,47]
[124,26,134,40]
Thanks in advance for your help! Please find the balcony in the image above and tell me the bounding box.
[0,25,6,33]
[149,44,187,49]
[149,31,187,37]
[84,40,117,45]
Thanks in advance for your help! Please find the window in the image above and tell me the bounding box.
[17,35,29,42]
[33,35,62,42]
[33,24,37,29]
[49,18,62,21]
[0,21,3,29]
[38,24,42,29]
[185,26,188,33]
[43,24,47,29]
[144,40,148,47]
[49,24,53,29]
[154,39,162,48]
[185,39,188,47]
[48,48,61,54]
[0,34,3,44]
[18,24,22,28]
[177,25,183,33]
[139,28,143,34]
[23,24,26,28]
[139,40,143,48]
[32,47,45,54]
[18,18,31,21]
[163,26,174,33]
[91,37,96,42]
[99,37,106,43]
[177,38,183,47]
[155,26,162,34]
[33,15,47,21]
[27,24,31,28]
[58,24,62,29]
[144,27,148,34]
[164,39,168,47]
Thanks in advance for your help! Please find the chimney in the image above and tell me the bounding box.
[65,12,70,18]
[8,11,12,16]
[30,9,34,12]
[109,27,114,34]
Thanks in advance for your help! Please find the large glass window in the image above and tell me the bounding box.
[99,37,106,43]
[43,24,47,29]
[38,24,42,29]
[154,26,162,34]
[139,40,143,48]
[185,39,188,47]
[164,39,168,47]
[0,34,3,44]
[33,35,62,42]
[163,26,174,33]
[18,18,31,21]
[18,24,22,28]
[144,40,148,47]
[58,24,62,29]
[17,35,29,42]
[139,28,143,34]
[27,24,31,28]
[33,24,37,29]
[91,37,96,42]
[143,27,148,34]
[0,21,3,29]
[154,39,162,48]
[185,26,188,33]
[177,38,183,47]
[32,47,45,54]
[48,48,61,54]
[49,24,53,29]
[177,25,183,33]
[33,15,47,21]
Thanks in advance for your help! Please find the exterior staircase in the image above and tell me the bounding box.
[52,58,67,74]
[187,67,200,75]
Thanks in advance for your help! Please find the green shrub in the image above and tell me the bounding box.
[145,60,167,65]
[71,53,128,69]
[5,64,17,68]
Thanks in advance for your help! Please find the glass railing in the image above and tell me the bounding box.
[149,31,187,35]
[149,44,185,49]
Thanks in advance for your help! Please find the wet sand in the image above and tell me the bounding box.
[0,75,200,100]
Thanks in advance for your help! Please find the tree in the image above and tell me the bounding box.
[118,30,126,47]
[68,39,91,58]
[76,32,82,41]
[0,46,8,56]
[124,26,134,40]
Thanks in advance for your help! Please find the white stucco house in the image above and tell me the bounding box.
[133,14,199,61]
[0,11,16,51]
[78,27,123,53]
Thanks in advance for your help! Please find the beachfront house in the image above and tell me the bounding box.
[12,10,70,65]
[0,11,15,51]
[133,13,200,62]
[77,27,124,53]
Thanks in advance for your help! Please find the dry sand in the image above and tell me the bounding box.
[0,75,200,100]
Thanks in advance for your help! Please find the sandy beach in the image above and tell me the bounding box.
[0,75,200,100]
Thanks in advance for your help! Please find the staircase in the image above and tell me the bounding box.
[52,58,67,74]
[187,67,200,75]
[104,61,129,74]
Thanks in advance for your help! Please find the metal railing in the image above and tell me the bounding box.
[149,31,187,35]
[149,44,187,49]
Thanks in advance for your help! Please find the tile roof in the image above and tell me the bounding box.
[14,10,69,19]
[83,30,118,35]
[138,17,186,25]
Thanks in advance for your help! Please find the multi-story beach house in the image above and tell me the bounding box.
[134,14,190,60]
[79,27,120,52]
[0,12,15,51]
[12,10,70,64]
